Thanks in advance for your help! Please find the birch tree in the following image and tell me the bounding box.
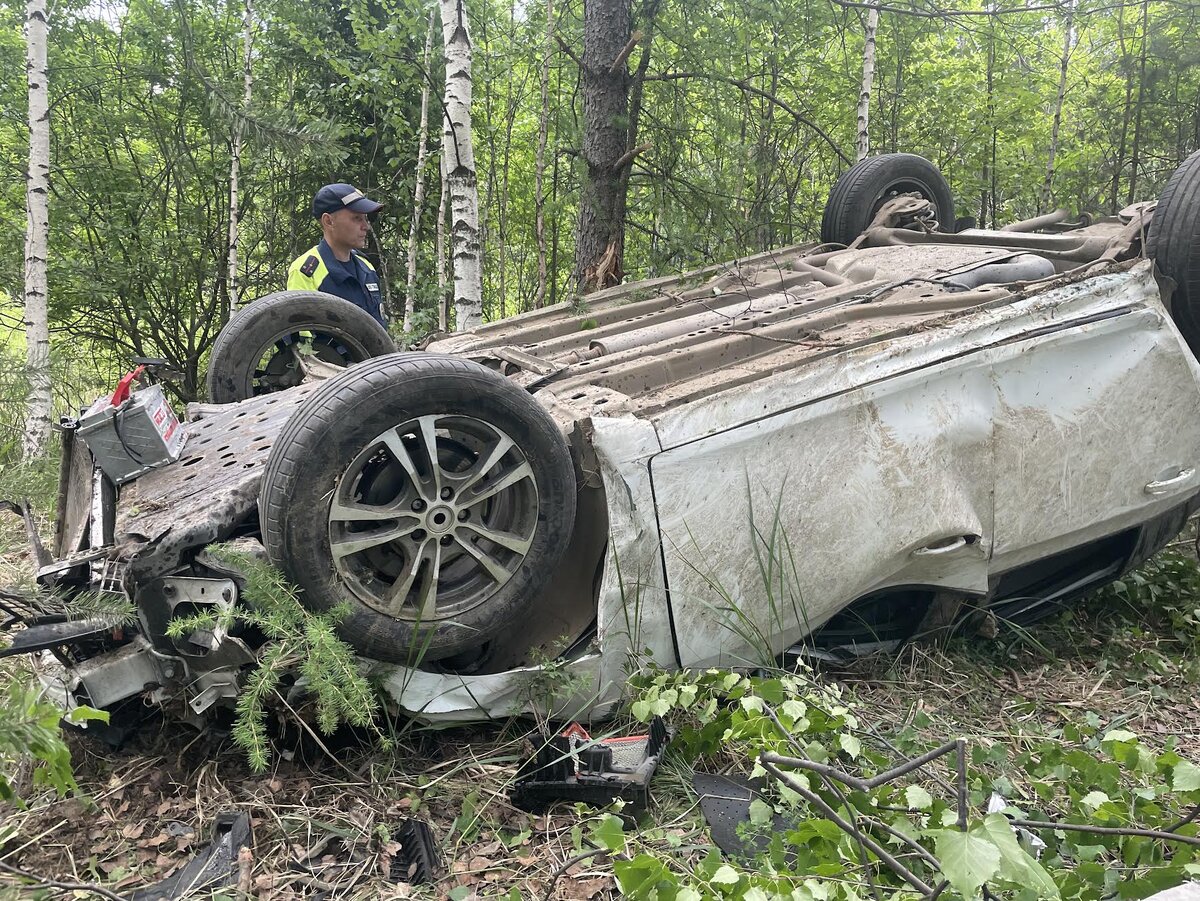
[226,0,254,313]
[439,0,483,331]
[856,3,880,162]
[404,9,437,332]
[436,150,449,331]
[22,0,51,460]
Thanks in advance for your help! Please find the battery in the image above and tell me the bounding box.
[77,384,187,485]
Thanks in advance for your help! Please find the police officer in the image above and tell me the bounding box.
[287,183,386,326]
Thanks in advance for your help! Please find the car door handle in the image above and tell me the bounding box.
[912,536,971,557]
[1145,468,1196,495]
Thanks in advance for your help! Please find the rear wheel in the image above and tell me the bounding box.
[258,353,577,663]
[206,291,395,403]
[1147,149,1200,354]
[821,153,956,246]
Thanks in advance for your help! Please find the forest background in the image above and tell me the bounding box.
[1,0,1198,450]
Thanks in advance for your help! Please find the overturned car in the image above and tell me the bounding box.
[9,151,1200,728]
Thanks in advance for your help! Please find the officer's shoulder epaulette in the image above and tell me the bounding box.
[299,255,320,277]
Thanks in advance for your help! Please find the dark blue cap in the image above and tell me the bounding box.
[313,183,383,218]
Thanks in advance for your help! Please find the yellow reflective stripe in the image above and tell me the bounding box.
[286,247,330,291]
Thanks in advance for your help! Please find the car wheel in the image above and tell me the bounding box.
[206,291,395,403]
[1147,149,1200,353]
[820,153,956,246]
[258,353,578,663]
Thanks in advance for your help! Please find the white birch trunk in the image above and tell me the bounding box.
[533,0,554,309]
[22,0,51,460]
[404,10,437,333]
[227,0,253,313]
[436,151,449,332]
[439,0,483,332]
[856,3,880,163]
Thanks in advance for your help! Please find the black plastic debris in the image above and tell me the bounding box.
[693,772,796,862]
[130,810,251,900]
[0,618,113,658]
[510,718,670,812]
[390,818,440,884]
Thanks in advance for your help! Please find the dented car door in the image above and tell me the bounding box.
[650,356,995,669]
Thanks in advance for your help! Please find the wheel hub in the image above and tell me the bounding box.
[326,414,540,623]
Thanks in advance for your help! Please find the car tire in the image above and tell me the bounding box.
[1147,149,1200,352]
[206,290,395,403]
[820,153,956,246]
[258,352,578,664]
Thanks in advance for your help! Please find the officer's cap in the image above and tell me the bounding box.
[313,183,383,218]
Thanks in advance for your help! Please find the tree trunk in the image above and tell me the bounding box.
[404,9,437,333]
[436,151,449,332]
[533,0,554,309]
[1038,0,1073,213]
[856,3,880,163]
[227,0,253,314]
[439,0,483,331]
[1112,10,1133,214]
[1126,0,1150,205]
[22,0,51,461]
[572,0,632,295]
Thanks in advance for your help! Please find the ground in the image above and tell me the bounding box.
[2,512,1199,900]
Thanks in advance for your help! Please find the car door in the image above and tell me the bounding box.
[649,358,995,669]
[989,302,1200,576]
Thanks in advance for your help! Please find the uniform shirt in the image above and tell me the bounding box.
[286,239,385,326]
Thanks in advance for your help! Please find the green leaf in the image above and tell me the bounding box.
[1080,790,1109,810]
[1173,760,1200,792]
[932,828,1001,898]
[839,733,861,759]
[905,785,933,810]
[749,798,773,826]
[591,814,626,853]
[710,864,740,885]
[448,888,473,901]
[979,814,1060,899]
[65,706,110,725]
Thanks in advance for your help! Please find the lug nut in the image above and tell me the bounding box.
[440,535,453,546]
[411,499,426,512]
[457,510,469,521]
[440,487,453,500]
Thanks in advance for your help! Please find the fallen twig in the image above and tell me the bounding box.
[1010,819,1200,848]
[541,846,609,901]
[760,756,936,895]
[0,860,127,901]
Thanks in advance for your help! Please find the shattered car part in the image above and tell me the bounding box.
[390,819,441,885]
[510,718,670,812]
[129,810,252,901]
[693,772,796,861]
[8,153,1200,729]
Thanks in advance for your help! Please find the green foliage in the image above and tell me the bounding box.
[614,666,1200,900]
[0,679,107,805]
[165,542,387,771]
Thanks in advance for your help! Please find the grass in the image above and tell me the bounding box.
[2,512,1200,897]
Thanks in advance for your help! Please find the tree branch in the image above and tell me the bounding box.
[611,142,651,173]
[609,30,642,75]
[554,34,584,70]
[645,71,852,165]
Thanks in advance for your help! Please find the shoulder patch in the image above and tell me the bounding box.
[299,255,319,277]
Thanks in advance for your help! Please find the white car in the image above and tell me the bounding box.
[11,151,1200,729]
